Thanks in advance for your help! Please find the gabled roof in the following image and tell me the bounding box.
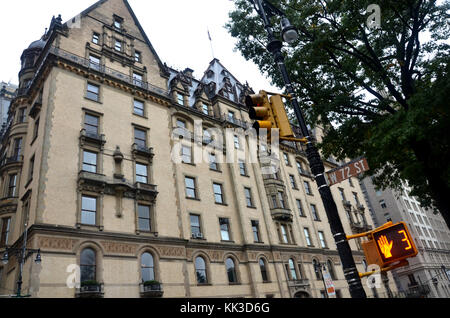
[64,0,168,75]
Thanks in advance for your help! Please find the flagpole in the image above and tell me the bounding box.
[207,28,215,60]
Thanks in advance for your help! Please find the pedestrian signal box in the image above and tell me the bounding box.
[371,222,418,266]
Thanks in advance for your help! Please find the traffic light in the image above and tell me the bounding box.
[269,94,294,138]
[246,91,294,139]
[246,91,275,134]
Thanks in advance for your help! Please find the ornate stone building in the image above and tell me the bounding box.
[0,0,395,298]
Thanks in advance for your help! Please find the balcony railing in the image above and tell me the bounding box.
[139,282,164,298]
[76,283,104,298]
[288,279,310,288]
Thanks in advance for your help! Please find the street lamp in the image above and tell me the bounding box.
[0,223,42,298]
[313,261,329,298]
[249,0,367,298]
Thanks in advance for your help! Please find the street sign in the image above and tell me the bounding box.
[372,222,418,266]
[326,157,369,186]
[322,269,336,298]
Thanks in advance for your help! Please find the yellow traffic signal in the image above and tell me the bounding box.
[269,94,294,138]
[246,91,275,133]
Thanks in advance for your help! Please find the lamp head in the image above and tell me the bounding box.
[281,17,299,44]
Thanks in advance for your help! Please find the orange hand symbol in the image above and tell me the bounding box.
[378,235,393,258]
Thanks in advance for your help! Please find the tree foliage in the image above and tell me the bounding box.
[226,0,450,227]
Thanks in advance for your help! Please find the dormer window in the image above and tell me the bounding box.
[92,32,100,45]
[134,51,142,63]
[113,16,123,29]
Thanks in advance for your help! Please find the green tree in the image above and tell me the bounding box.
[226,0,450,229]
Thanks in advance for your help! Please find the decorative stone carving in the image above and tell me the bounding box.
[101,241,138,254]
[38,236,79,251]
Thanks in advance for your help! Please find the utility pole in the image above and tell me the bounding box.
[250,0,367,298]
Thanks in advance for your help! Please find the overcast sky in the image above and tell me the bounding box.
[0,0,279,92]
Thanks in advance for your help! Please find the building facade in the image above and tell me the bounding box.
[0,0,395,298]
[360,177,450,298]
[0,82,17,128]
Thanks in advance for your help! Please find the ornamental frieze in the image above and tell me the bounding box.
[38,236,79,251]
[101,241,138,255]
[156,246,185,259]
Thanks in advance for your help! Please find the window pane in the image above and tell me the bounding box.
[136,163,148,183]
[134,100,144,116]
[226,258,237,283]
[83,151,97,173]
[195,257,207,284]
[81,196,96,225]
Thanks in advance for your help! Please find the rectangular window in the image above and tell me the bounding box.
[278,192,286,209]
[304,181,312,195]
[13,138,23,159]
[81,196,97,226]
[138,205,151,232]
[234,135,240,149]
[296,199,304,217]
[134,128,147,148]
[84,113,99,135]
[114,39,122,52]
[281,225,289,244]
[114,17,122,29]
[7,174,18,197]
[244,187,254,207]
[177,93,184,105]
[33,118,40,140]
[92,32,100,44]
[304,228,312,246]
[353,192,360,206]
[86,83,100,101]
[82,151,98,173]
[380,200,387,209]
[28,155,35,182]
[133,73,143,87]
[318,231,327,248]
[134,51,142,63]
[190,214,201,236]
[219,218,231,241]
[271,195,278,209]
[209,153,218,171]
[289,175,297,189]
[311,204,320,221]
[213,183,224,204]
[252,221,261,242]
[296,161,303,174]
[0,218,11,247]
[133,100,145,116]
[339,188,346,201]
[89,55,101,71]
[349,178,354,187]
[283,153,290,166]
[238,160,247,176]
[181,145,192,164]
[202,104,209,115]
[136,163,148,184]
[185,177,197,199]
[228,111,235,122]
[18,107,27,123]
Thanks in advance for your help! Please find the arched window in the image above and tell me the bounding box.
[141,252,155,283]
[195,256,208,284]
[327,260,337,280]
[259,258,269,282]
[226,258,237,283]
[80,248,96,283]
[313,259,322,280]
[289,259,298,280]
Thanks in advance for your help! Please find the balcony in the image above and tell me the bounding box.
[0,155,23,172]
[271,208,293,222]
[76,282,104,298]
[405,283,431,298]
[132,144,155,160]
[288,279,310,288]
[139,282,164,298]
[80,129,106,148]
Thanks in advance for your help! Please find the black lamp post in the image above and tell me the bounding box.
[1,223,41,298]
[313,261,329,298]
[250,0,367,298]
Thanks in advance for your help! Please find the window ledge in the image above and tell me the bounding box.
[84,96,102,104]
